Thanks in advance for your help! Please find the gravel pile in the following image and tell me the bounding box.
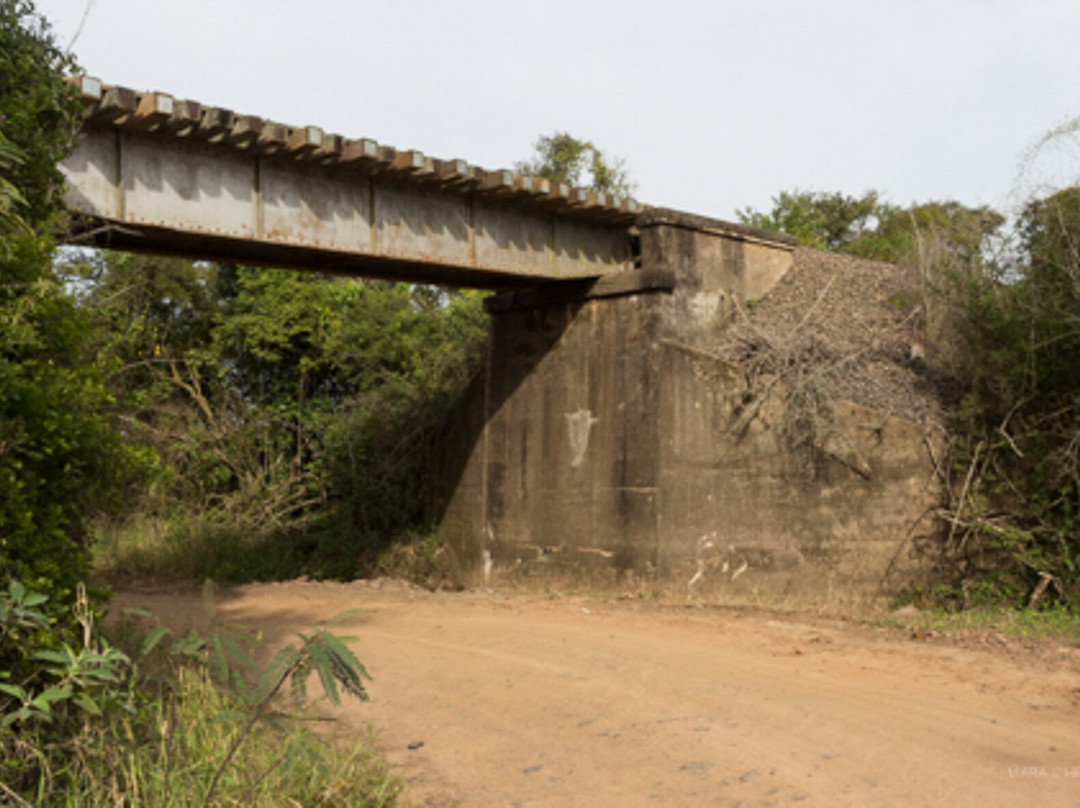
[715,247,956,429]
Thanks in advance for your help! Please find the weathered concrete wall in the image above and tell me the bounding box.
[440,277,666,587]
[438,209,941,603]
[655,341,938,600]
[639,208,795,346]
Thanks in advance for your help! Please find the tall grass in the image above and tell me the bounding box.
[0,582,400,805]
[45,665,398,807]
[91,511,311,583]
[93,509,460,590]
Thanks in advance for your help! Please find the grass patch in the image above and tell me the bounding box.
[92,511,351,584]
[59,664,399,807]
[93,512,462,590]
[877,606,1080,642]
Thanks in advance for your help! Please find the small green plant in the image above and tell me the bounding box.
[203,627,371,805]
[0,579,397,805]
[888,289,920,309]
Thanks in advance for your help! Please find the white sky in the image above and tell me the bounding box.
[32,0,1080,222]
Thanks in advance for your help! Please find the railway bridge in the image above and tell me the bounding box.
[61,77,937,600]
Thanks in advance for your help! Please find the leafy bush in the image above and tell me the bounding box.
[930,187,1080,610]
[1,0,148,607]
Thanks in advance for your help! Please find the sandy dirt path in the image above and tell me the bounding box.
[111,580,1080,807]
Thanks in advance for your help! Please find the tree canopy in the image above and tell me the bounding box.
[515,132,636,197]
[737,189,1003,266]
[0,0,80,229]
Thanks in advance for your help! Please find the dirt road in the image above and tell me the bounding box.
[111,581,1080,807]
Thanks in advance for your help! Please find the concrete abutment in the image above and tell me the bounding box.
[438,209,941,605]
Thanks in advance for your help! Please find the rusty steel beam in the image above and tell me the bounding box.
[60,78,639,287]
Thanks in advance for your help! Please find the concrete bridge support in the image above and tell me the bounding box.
[439,209,939,604]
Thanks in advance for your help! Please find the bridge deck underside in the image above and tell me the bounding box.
[62,128,634,287]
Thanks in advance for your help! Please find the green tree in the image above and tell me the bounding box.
[0,0,141,602]
[516,132,636,197]
[849,200,1003,266]
[737,190,884,252]
[1021,186,1080,286]
[0,0,80,230]
[204,270,487,570]
[737,189,1002,266]
[0,132,28,233]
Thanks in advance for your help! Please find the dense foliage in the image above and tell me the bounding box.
[738,189,1003,265]
[0,0,141,605]
[0,0,81,228]
[72,251,488,583]
[938,187,1080,608]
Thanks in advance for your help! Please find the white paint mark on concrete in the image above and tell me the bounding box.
[688,563,704,590]
[689,290,723,321]
[565,408,599,468]
[689,532,717,590]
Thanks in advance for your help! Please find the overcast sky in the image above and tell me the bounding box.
[32,0,1080,222]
